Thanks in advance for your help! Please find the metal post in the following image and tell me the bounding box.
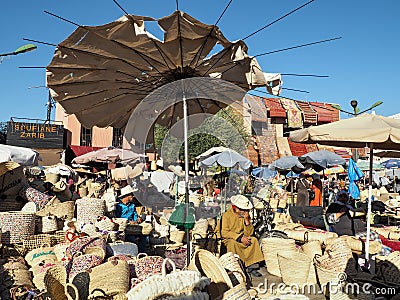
[183,95,191,266]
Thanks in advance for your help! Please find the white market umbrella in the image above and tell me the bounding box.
[0,144,42,166]
[290,113,400,263]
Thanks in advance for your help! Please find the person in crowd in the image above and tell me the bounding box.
[310,174,323,206]
[394,176,400,193]
[115,185,147,252]
[326,190,366,236]
[216,195,264,277]
[295,174,310,207]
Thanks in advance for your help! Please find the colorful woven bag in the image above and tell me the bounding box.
[132,253,164,282]
[0,211,36,244]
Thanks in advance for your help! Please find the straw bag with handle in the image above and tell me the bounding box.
[42,214,58,233]
[131,253,164,282]
[127,258,210,300]
[87,260,130,299]
[44,264,81,300]
[25,245,56,267]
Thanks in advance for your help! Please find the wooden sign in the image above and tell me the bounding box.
[7,121,64,149]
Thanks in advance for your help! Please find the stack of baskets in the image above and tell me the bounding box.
[261,237,297,277]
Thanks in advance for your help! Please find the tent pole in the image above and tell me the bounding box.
[365,143,373,266]
[183,95,191,267]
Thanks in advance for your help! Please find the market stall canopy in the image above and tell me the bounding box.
[195,146,232,160]
[268,155,305,173]
[72,147,146,165]
[299,150,346,172]
[46,11,281,129]
[198,150,252,170]
[251,167,277,180]
[289,114,400,150]
[0,144,41,166]
[374,150,400,158]
[381,159,400,169]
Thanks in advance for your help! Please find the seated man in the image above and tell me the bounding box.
[115,185,147,252]
[216,195,264,277]
[326,190,366,236]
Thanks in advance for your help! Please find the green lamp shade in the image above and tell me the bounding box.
[14,44,37,54]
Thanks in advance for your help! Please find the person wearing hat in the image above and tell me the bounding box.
[216,194,264,277]
[116,185,147,252]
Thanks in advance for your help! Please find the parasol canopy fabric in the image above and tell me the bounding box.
[356,160,384,171]
[198,150,252,170]
[289,114,400,150]
[0,144,42,166]
[347,158,364,200]
[299,150,346,172]
[71,147,146,165]
[251,167,277,180]
[381,158,400,169]
[268,155,305,173]
[46,11,281,130]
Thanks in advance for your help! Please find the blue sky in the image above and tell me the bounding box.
[1,0,399,123]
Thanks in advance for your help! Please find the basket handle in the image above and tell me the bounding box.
[136,253,148,259]
[162,257,176,276]
[304,231,309,243]
[65,283,80,300]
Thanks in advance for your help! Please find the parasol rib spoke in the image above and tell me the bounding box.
[190,0,234,68]
[254,37,342,57]
[242,0,316,40]
[43,11,171,79]
[26,38,161,81]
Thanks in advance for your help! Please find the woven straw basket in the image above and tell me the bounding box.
[301,240,322,258]
[22,234,53,253]
[88,260,130,299]
[44,264,80,300]
[170,230,185,243]
[42,214,58,233]
[278,252,311,285]
[76,198,106,224]
[222,282,251,300]
[261,237,297,277]
[219,252,246,285]
[0,211,36,244]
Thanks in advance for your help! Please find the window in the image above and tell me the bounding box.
[112,127,123,148]
[80,126,92,146]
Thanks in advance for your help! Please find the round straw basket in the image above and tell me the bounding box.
[278,252,311,285]
[305,230,338,243]
[0,211,36,244]
[76,198,106,224]
[284,229,308,242]
[170,230,185,243]
[25,246,56,267]
[222,282,251,300]
[301,240,322,258]
[8,268,34,288]
[44,264,68,300]
[261,237,297,277]
[219,252,246,284]
[188,249,232,288]
[88,260,130,298]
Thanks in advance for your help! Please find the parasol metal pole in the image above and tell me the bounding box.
[365,143,374,266]
[183,95,191,267]
[290,177,294,205]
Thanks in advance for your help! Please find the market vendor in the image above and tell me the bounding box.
[116,185,147,252]
[326,190,366,236]
[216,194,264,277]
